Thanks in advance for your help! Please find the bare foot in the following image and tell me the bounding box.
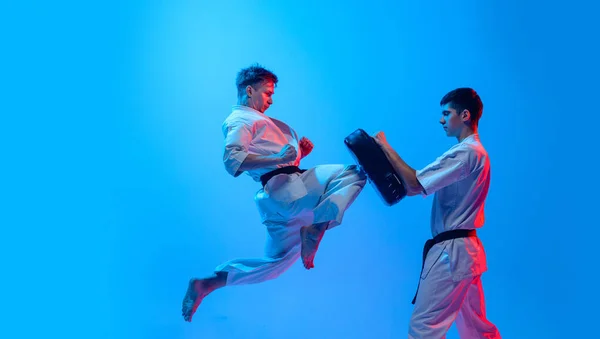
[181,279,207,322]
[300,224,326,269]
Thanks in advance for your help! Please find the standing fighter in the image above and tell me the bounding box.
[374,88,501,338]
[181,64,366,322]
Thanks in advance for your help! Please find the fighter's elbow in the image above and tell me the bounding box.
[224,160,245,177]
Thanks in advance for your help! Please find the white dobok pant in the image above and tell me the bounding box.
[409,243,502,338]
[215,164,366,285]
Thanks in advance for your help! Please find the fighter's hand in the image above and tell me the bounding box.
[278,144,298,163]
[299,137,314,158]
[373,131,389,149]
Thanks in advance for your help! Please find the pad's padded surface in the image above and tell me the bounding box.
[344,129,407,205]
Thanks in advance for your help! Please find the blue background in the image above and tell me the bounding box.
[2,1,598,338]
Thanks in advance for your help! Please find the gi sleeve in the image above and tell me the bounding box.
[416,146,471,196]
[222,121,253,177]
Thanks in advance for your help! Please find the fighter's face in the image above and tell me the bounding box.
[439,103,468,137]
[247,80,274,113]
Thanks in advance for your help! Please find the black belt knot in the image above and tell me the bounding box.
[260,166,306,187]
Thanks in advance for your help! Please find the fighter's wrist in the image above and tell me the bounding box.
[379,143,390,154]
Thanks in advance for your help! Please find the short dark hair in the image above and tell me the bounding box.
[440,87,484,126]
[235,63,278,98]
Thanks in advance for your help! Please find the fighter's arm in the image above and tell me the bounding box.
[373,133,423,196]
[413,148,470,196]
[223,121,297,176]
[222,121,255,177]
[239,149,295,171]
[384,148,424,196]
[374,131,470,197]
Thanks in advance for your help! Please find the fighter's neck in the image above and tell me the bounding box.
[457,126,477,142]
[236,100,264,114]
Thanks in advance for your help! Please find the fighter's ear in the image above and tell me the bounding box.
[461,109,471,122]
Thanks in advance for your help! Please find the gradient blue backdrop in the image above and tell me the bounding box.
[3,1,598,338]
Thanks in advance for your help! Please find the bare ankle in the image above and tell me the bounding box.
[313,222,329,232]
[304,222,328,235]
[206,272,227,291]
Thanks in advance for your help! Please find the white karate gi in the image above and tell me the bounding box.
[215,105,366,285]
[409,134,501,338]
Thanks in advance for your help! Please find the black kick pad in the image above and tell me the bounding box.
[344,129,407,205]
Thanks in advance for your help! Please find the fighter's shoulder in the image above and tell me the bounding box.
[439,141,471,160]
[435,141,485,172]
[222,111,261,129]
[459,140,490,172]
[465,139,488,158]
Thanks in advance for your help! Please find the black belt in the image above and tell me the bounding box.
[411,229,477,304]
[260,166,306,187]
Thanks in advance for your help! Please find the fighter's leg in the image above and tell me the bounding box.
[182,216,303,322]
[212,216,304,286]
[300,222,329,269]
[455,276,502,338]
[304,164,366,228]
[408,249,471,339]
[297,164,367,269]
[181,272,227,322]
